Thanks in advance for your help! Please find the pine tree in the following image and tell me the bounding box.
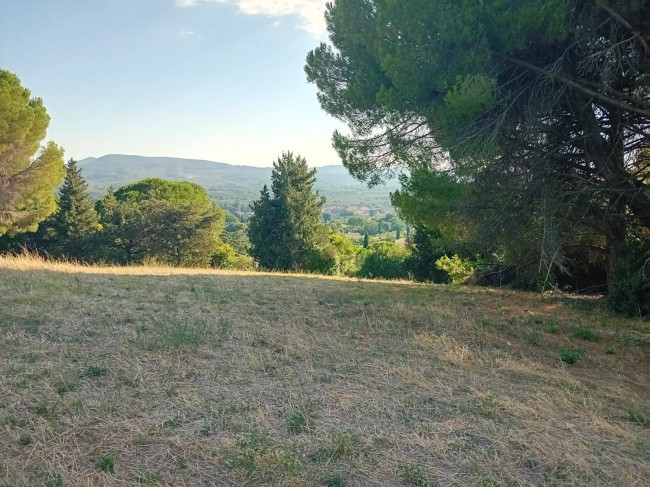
[363,233,369,248]
[0,70,65,236]
[48,159,99,259]
[97,179,225,266]
[248,152,325,270]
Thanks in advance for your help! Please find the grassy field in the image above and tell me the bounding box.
[0,256,647,486]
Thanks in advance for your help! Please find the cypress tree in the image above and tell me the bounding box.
[363,232,369,248]
[248,151,325,270]
[49,159,99,259]
[396,227,401,240]
[248,185,277,268]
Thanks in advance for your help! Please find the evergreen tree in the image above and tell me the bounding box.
[363,232,369,248]
[0,70,65,236]
[396,227,401,240]
[306,0,649,298]
[97,179,225,266]
[248,152,326,271]
[48,159,99,259]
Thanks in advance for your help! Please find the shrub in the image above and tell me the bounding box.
[308,232,360,276]
[560,348,584,365]
[212,242,254,270]
[357,242,410,280]
[308,246,338,275]
[435,254,477,284]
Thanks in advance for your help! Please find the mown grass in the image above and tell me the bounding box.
[0,255,648,486]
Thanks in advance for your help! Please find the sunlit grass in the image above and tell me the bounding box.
[0,255,647,486]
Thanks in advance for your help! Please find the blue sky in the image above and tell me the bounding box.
[0,0,344,166]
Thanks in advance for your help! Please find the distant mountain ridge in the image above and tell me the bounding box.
[78,154,400,211]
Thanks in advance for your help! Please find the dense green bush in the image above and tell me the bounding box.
[435,254,478,285]
[212,242,254,270]
[357,242,410,280]
[308,232,360,276]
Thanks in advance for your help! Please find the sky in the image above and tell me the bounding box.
[0,0,345,167]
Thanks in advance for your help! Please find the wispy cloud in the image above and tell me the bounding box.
[179,28,195,36]
[176,0,327,35]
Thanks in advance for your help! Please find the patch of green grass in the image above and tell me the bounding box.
[626,407,648,426]
[199,421,213,437]
[136,319,216,351]
[530,316,560,334]
[162,416,182,429]
[137,471,163,484]
[165,388,178,398]
[19,433,32,446]
[67,398,85,414]
[97,454,116,473]
[544,321,560,334]
[572,327,601,342]
[84,365,108,377]
[225,429,305,483]
[4,416,27,427]
[322,474,346,487]
[398,463,435,486]
[55,380,76,395]
[314,431,363,462]
[560,348,585,365]
[518,329,541,346]
[32,402,57,418]
[287,410,309,434]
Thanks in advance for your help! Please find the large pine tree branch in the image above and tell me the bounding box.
[494,52,650,118]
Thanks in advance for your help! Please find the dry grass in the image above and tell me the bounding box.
[0,254,648,486]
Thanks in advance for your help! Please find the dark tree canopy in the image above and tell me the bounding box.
[306,0,649,284]
[97,178,225,266]
[248,152,326,270]
[0,70,65,236]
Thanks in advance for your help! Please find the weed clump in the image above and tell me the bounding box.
[84,365,108,377]
[98,454,116,473]
[287,410,309,434]
[560,348,584,365]
[398,463,436,486]
[572,327,601,342]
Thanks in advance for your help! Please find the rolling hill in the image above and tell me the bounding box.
[78,154,401,212]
